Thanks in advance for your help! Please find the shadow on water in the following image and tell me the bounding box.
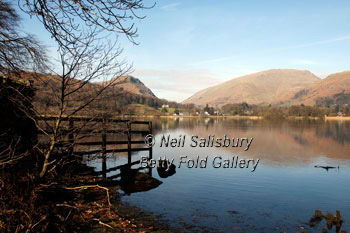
[314,165,340,172]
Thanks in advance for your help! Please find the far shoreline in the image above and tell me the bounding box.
[120,115,350,121]
[39,114,350,121]
[324,116,350,121]
[157,115,263,120]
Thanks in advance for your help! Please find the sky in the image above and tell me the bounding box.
[16,0,350,102]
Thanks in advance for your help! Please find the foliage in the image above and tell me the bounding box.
[221,102,251,115]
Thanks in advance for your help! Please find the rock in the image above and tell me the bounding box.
[315,210,323,218]
[325,212,335,221]
[309,209,323,225]
[336,210,343,223]
[157,160,176,178]
[228,210,239,215]
[308,210,344,232]
[121,171,162,194]
[120,167,138,185]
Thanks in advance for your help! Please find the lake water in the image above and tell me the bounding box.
[87,118,350,232]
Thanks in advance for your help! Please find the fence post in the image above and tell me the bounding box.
[148,121,153,176]
[149,121,153,160]
[102,118,107,178]
[68,118,74,156]
[127,121,132,165]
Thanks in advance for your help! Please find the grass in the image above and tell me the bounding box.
[126,104,160,116]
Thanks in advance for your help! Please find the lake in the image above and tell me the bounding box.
[87,117,350,232]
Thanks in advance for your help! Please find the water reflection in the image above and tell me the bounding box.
[314,165,340,172]
[149,118,350,165]
[89,118,350,232]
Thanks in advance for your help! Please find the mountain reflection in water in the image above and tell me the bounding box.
[149,118,350,165]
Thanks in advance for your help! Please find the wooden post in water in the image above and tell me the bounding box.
[148,121,153,176]
[68,118,74,156]
[102,119,107,178]
[148,121,153,159]
[127,121,132,165]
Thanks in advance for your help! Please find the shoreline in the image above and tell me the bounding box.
[60,165,178,232]
[39,114,350,121]
[158,115,264,119]
[116,199,183,233]
[126,115,264,120]
[122,115,350,121]
[324,116,350,121]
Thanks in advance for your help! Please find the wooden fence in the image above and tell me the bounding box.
[37,116,153,179]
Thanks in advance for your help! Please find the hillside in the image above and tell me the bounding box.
[12,72,164,115]
[95,75,156,98]
[278,71,350,106]
[183,69,320,107]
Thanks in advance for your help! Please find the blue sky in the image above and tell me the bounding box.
[17,0,350,102]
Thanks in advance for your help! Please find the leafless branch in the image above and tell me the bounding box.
[19,0,155,48]
[0,1,47,74]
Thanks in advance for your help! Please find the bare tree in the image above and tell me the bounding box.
[35,33,132,177]
[0,1,153,231]
[15,0,154,178]
[0,1,47,170]
[0,1,46,74]
[1,0,154,177]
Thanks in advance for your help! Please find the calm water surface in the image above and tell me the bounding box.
[87,118,350,232]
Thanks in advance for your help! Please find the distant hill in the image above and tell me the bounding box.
[13,72,164,115]
[95,75,156,98]
[278,71,350,106]
[183,69,320,106]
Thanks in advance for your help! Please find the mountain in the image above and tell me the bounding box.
[12,72,164,115]
[96,75,156,98]
[183,69,320,106]
[279,71,350,106]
